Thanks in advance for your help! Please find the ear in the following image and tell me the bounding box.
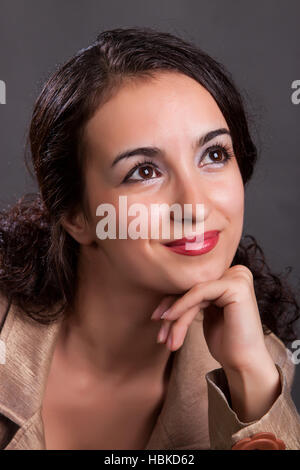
[61,209,94,246]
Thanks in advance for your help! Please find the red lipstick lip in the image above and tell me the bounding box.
[164,231,220,256]
[164,230,220,247]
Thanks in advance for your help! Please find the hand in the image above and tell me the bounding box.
[151,264,281,422]
[151,264,271,373]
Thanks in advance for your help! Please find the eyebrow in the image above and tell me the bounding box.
[111,128,231,167]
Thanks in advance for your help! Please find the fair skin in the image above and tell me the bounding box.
[41,71,281,450]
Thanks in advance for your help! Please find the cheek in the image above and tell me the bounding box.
[212,172,244,224]
[215,174,245,263]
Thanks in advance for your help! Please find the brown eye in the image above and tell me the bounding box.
[209,149,224,162]
[123,160,162,183]
[200,144,233,168]
[138,165,155,179]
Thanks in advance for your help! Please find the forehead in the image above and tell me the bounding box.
[82,72,227,161]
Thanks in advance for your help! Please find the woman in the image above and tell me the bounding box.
[0,26,300,450]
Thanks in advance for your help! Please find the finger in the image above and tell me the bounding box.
[156,319,173,343]
[167,323,188,351]
[165,304,200,351]
[160,280,228,321]
[151,294,179,321]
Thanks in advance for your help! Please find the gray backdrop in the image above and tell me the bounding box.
[0,0,300,411]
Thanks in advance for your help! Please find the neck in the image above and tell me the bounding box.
[56,246,174,387]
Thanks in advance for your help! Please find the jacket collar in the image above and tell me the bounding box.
[0,297,220,450]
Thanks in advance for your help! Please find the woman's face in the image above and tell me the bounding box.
[75,71,244,293]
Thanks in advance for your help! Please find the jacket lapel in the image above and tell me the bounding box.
[0,299,64,449]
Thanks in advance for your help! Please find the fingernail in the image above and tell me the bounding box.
[151,306,163,320]
[157,323,169,343]
[161,309,170,320]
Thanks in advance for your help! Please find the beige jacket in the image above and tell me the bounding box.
[0,292,300,450]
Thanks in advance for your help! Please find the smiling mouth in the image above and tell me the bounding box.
[162,231,220,256]
[164,230,220,247]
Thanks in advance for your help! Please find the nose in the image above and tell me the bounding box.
[169,168,210,237]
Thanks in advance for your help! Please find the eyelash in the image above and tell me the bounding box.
[122,141,235,184]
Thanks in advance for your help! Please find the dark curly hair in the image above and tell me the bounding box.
[0,26,299,347]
